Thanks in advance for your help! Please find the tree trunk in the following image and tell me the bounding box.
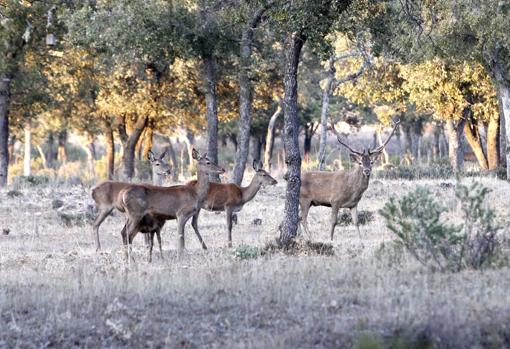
[445,119,466,173]
[496,80,510,178]
[279,33,305,246]
[263,101,282,170]
[36,145,48,169]
[432,122,441,160]
[8,134,16,164]
[121,115,148,180]
[86,133,96,179]
[232,8,265,185]
[142,123,153,160]
[395,125,403,163]
[204,55,220,182]
[486,113,500,170]
[185,130,194,173]
[23,119,31,176]
[318,62,334,171]
[403,124,413,163]
[464,116,489,170]
[303,127,313,163]
[104,119,115,180]
[0,78,11,186]
[250,136,262,162]
[498,89,507,168]
[58,129,67,166]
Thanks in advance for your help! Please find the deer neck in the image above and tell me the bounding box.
[350,166,370,192]
[194,169,211,203]
[152,170,163,186]
[240,175,262,204]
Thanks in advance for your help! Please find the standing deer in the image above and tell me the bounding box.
[91,149,171,252]
[187,160,277,247]
[299,120,400,240]
[119,149,224,260]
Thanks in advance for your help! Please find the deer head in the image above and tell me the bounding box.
[192,148,225,175]
[331,120,400,178]
[148,150,172,176]
[252,160,278,186]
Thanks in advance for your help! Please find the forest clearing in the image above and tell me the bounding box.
[2,176,510,348]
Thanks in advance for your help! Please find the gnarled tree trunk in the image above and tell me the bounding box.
[279,33,305,246]
[263,101,282,171]
[318,61,334,170]
[118,115,148,180]
[204,55,220,182]
[0,78,11,186]
[464,115,488,170]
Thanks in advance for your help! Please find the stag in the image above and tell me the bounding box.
[299,120,400,240]
[187,160,277,247]
[119,149,224,260]
[91,149,171,252]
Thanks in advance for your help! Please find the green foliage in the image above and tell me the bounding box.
[380,181,506,272]
[374,164,454,180]
[12,175,50,187]
[233,245,259,260]
[354,333,384,349]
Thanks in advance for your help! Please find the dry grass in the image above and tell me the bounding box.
[1,177,510,348]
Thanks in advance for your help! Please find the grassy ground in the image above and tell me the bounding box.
[1,176,510,348]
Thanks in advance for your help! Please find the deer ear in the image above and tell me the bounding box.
[350,153,362,163]
[192,148,199,160]
[159,150,167,160]
[252,159,257,170]
[148,150,155,161]
[370,151,382,161]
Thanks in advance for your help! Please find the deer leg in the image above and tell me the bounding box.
[191,210,208,250]
[330,205,340,241]
[156,229,163,259]
[125,218,141,263]
[226,207,234,247]
[299,200,312,236]
[93,207,113,251]
[144,233,150,247]
[177,216,186,251]
[350,206,361,239]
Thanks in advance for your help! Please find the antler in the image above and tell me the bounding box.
[369,119,401,155]
[329,122,363,155]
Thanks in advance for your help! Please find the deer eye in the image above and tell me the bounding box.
[206,161,211,165]
[156,163,160,166]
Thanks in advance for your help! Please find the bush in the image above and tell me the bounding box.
[380,181,505,272]
[12,175,50,187]
[233,245,259,260]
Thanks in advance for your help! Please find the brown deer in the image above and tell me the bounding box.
[91,149,171,252]
[119,149,224,260]
[187,160,277,247]
[299,120,400,240]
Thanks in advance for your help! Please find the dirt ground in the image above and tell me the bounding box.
[1,176,510,348]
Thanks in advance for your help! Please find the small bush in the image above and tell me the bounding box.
[12,175,50,187]
[375,165,454,180]
[264,239,334,256]
[233,245,259,260]
[6,190,23,198]
[380,181,505,272]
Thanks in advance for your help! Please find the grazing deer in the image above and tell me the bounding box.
[299,120,400,240]
[91,149,171,252]
[119,149,224,260]
[187,160,277,247]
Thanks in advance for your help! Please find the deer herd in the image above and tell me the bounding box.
[91,121,399,262]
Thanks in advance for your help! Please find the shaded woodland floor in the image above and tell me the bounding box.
[1,177,510,348]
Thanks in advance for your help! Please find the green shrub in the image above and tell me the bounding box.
[380,181,505,272]
[233,245,259,260]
